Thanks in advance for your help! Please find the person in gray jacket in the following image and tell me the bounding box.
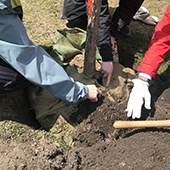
[0,0,101,103]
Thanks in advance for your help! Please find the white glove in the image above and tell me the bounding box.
[126,78,151,119]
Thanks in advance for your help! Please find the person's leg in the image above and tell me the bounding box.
[67,14,88,31]
[0,58,29,93]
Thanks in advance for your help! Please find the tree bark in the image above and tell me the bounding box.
[83,0,102,78]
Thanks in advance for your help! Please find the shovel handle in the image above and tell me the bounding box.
[113,120,170,129]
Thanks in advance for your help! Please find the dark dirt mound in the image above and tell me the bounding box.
[62,127,170,170]
[61,86,170,170]
[70,90,128,148]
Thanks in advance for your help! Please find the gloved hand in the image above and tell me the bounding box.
[125,78,151,119]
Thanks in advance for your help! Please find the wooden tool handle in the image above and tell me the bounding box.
[113,120,170,129]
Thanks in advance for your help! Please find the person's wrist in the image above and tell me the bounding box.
[138,76,151,85]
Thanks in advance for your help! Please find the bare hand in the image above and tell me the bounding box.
[101,61,114,87]
[86,85,102,102]
[111,36,116,51]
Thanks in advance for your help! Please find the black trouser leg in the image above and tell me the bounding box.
[67,14,88,31]
[0,58,29,93]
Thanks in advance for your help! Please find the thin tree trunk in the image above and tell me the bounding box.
[83,0,102,78]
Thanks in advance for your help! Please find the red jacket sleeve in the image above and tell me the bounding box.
[137,3,170,78]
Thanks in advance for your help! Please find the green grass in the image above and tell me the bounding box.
[0,120,70,151]
[21,0,66,46]
[0,121,35,142]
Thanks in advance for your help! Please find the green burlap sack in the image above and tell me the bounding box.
[28,64,100,130]
[50,27,102,65]
[28,27,136,145]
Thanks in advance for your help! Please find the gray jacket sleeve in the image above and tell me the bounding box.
[0,14,89,102]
